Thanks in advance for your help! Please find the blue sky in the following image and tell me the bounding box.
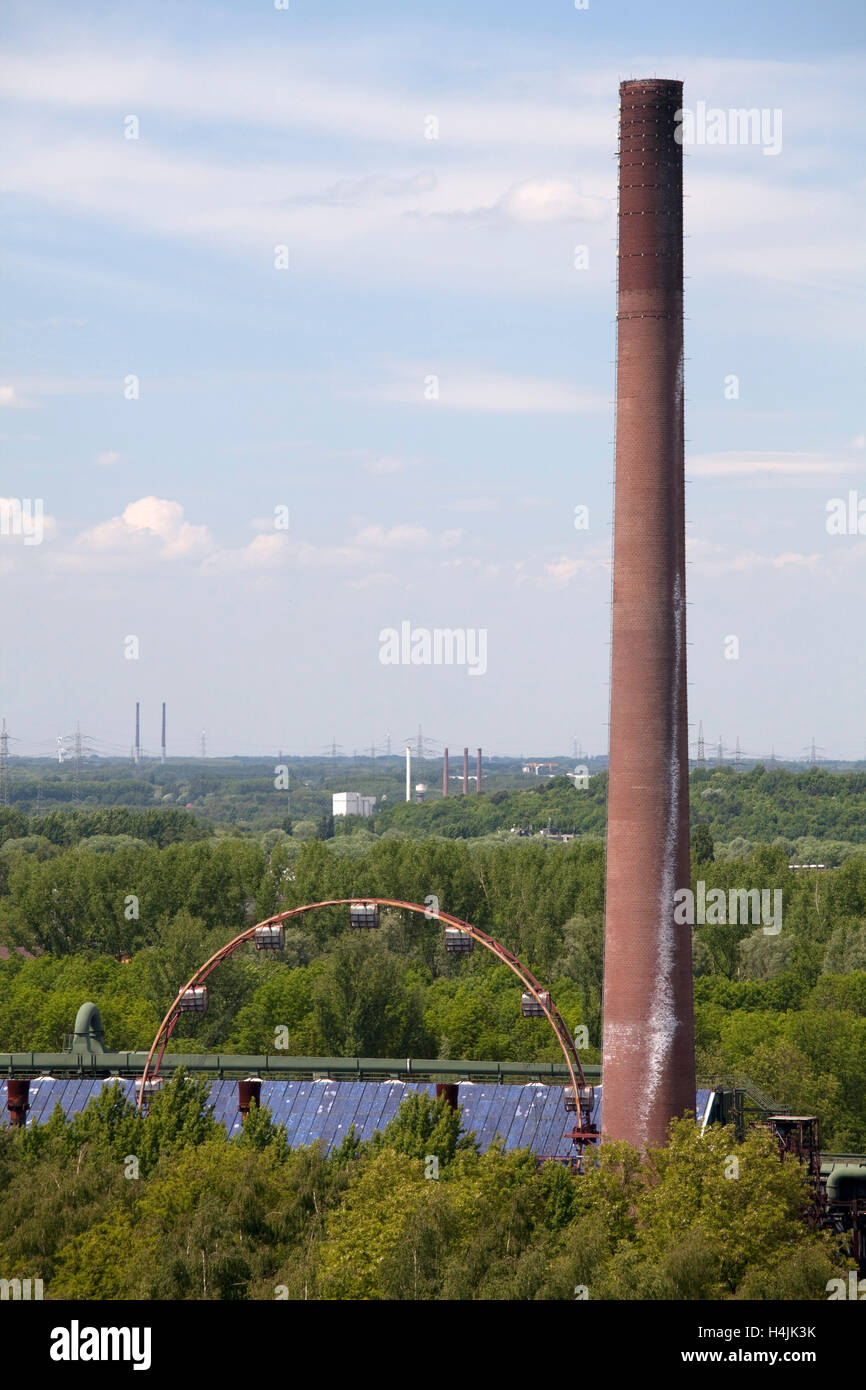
[1,0,864,760]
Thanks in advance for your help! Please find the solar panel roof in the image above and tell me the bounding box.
[1,1079,716,1158]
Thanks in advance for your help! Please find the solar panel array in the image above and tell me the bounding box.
[1,1079,715,1158]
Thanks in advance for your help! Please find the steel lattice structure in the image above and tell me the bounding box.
[136,898,597,1146]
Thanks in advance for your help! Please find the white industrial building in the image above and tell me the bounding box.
[332,792,376,818]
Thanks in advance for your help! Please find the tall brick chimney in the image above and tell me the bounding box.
[601,79,696,1149]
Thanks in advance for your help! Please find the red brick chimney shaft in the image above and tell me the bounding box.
[601,79,696,1149]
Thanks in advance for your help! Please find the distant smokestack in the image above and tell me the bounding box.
[405,745,411,802]
[462,747,469,795]
[161,702,166,763]
[442,747,449,796]
[134,702,140,765]
[476,748,482,794]
[601,79,695,1150]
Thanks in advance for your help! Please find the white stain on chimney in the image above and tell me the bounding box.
[637,567,684,1138]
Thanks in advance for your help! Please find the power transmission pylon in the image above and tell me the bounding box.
[0,718,8,807]
[804,738,825,767]
[696,721,705,768]
[734,736,742,767]
[72,722,83,806]
[403,726,441,762]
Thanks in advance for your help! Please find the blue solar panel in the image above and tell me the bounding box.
[284,1082,322,1147]
[530,1085,562,1154]
[318,1082,363,1149]
[359,1081,396,1136]
[696,1087,712,1127]
[64,1080,90,1117]
[456,1084,495,1145]
[295,1081,336,1148]
[590,1085,603,1130]
[478,1086,518,1151]
[260,1080,289,1123]
[282,1083,318,1146]
[504,1084,543,1150]
[350,1080,385,1140]
[267,1081,292,1135]
[514,1084,555,1151]
[211,1080,241,1131]
[3,1079,720,1155]
[505,1085,539,1150]
[26,1080,56,1124]
[549,1110,578,1158]
[365,1081,398,1134]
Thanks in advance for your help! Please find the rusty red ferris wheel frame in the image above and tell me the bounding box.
[136,899,597,1144]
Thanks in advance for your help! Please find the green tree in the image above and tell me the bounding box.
[691,824,715,865]
[370,1092,477,1167]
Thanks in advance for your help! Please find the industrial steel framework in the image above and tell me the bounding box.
[136,898,597,1147]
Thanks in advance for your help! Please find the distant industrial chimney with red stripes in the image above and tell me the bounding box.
[601,79,696,1150]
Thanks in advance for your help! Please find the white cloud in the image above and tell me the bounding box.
[688,451,860,479]
[444,497,499,513]
[500,179,609,224]
[0,44,613,153]
[433,177,611,226]
[346,571,399,590]
[13,316,86,329]
[364,455,410,476]
[291,541,378,568]
[74,497,212,563]
[686,537,820,574]
[0,385,35,409]
[2,42,863,307]
[52,497,298,576]
[352,523,431,549]
[203,532,289,573]
[95,450,120,466]
[364,365,606,414]
[537,546,610,587]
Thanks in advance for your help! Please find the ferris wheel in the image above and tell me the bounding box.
[136,898,598,1150]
